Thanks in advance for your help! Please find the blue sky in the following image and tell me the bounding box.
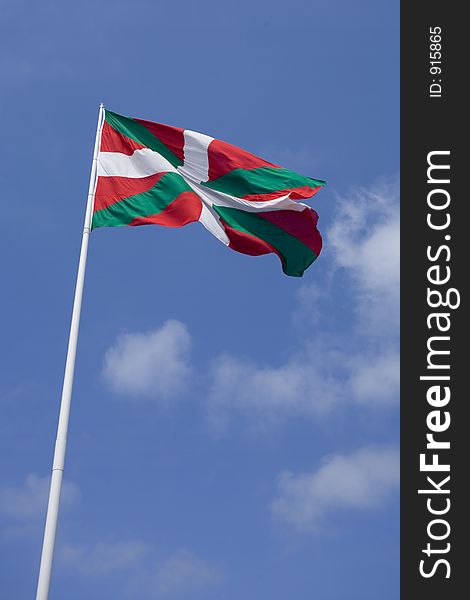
[0,1,399,598]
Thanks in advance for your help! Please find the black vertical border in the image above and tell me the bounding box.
[401,4,467,599]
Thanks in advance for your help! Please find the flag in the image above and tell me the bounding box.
[93,110,325,277]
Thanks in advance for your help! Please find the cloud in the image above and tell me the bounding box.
[207,348,344,434]
[59,541,221,598]
[151,549,221,597]
[0,383,35,405]
[59,540,150,576]
[102,320,192,401]
[0,474,79,520]
[348,352,400,406]
[206,180,400,432]
[99,182,399,428]
[328,180,400,331]
[271,446,399,531]
[295,281,328,313]
[206,347,399,432]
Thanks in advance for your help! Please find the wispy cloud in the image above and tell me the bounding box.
[348,352,400,407]
[59,541,222,598]
[102,320,192,402]
[59,540,151,576]
[101,182,399,430]
[206,347,344,434]
[205,180,399,432]
[0,383,36,405]
[0,474,79,520]
[328,179,400,332]
[271,446,399,531]
[151,549,222,597]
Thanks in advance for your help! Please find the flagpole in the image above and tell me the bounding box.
[35,103,105,600]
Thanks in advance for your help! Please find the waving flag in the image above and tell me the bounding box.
[93,110,325,277]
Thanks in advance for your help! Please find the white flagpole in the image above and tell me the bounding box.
[35,103,105,600]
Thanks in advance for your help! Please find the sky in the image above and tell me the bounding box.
[0,1,399,599]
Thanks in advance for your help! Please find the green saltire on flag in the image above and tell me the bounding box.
[92,109,326,277]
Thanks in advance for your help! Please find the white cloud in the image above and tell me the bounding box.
[0,474,79,520]
[328,180,400,331]
[271,446,399,531]
[59,540,150,576]
[102,320,192,401]
[98,182,399,429]
[59,541,221,598]
[205,180,400,432]
[207,345,399,432]
[349,352,400,406]
[293,281,334,328]
[151,549,221,597]
[0,383,35,405]
[207,349,344,434]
